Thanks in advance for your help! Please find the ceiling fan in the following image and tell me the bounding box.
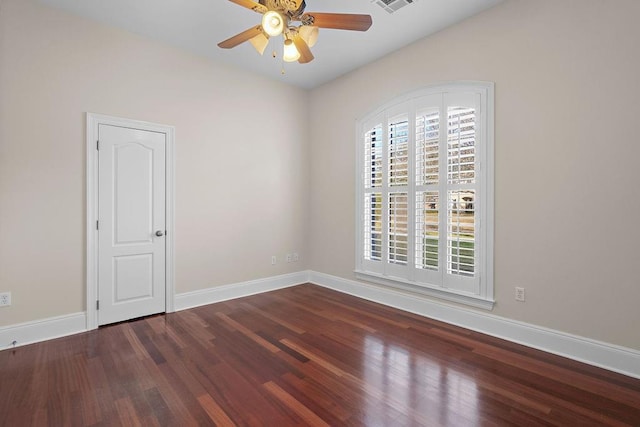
[218,0,373,64]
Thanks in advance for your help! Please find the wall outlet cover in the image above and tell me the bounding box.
[0,292,11,307]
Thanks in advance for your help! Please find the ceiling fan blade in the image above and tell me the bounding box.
[303,12,372,31]
[218,25,264,49]
[227,0,268,14]
[293,35,314,64]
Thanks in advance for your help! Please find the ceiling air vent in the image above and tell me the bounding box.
[371,0,415,14]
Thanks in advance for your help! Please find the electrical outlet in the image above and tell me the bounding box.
[286,254,292,263]
[271,256,277,265]
[293,253,299,262]
[0,292,11,307]
[515,287,525,302]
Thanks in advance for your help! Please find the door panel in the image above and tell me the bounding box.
[98,124,166,325]
[114,143,154,245]
[113,254,154,302]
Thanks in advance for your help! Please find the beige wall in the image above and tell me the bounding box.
[0,0,309,326]
[308,0,640,350]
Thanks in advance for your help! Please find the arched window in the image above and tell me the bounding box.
[355,82,495,309]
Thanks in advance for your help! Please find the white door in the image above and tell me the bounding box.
[97,124,166,325]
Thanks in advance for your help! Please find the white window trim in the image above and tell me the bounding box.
[355,81,495,310]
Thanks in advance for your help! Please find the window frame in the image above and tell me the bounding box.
[355,82,495,310]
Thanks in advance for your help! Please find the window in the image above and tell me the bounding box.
[356,82,494,309]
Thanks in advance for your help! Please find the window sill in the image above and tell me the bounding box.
[354,270,495,310]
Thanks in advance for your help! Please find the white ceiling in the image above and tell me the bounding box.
[37,0,503,89]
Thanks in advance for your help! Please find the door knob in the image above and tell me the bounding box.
[155,230,164,237]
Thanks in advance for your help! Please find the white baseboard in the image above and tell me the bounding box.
[308,271,640,379]
[174,271,310,311]
[0,312,87,351]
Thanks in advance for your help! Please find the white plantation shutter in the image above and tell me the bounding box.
[364,125,383,189]
[414,106,441,285]
[388,192,408,265]
[364,193,383,261]
[356,83,493,309]
[447,190,475,277]
[442,93,479,293]
[388,115,409,269]
[415,191,439,271]
[447,107,476,185]
[362,122,384,273]
[416,110,440,186]
[388,117,409,187]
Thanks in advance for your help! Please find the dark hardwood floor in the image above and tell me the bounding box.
[1,284,639,426]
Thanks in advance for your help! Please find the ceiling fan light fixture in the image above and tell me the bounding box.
[298,25,318,47]
[219,1,373,67]
[283,39,301,62]
[249,32,269,55]
[262,10,285,37]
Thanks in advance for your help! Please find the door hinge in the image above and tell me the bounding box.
[96,140,99,150]
[96,300,100,310]
[96,220,99,230]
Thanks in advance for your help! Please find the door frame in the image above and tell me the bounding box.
[86,113,176,330]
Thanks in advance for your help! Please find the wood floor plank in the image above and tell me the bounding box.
[263,381,331,427]
[279,371,352,422]
[215,312,281,353]
[197,394,235,426]
[1,284,639,426]
[114,397,142,427]
[239,301,307,334]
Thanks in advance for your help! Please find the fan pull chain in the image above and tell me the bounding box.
[278,39,285,75]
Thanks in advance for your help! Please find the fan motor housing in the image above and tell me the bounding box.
[260,0,306,16]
